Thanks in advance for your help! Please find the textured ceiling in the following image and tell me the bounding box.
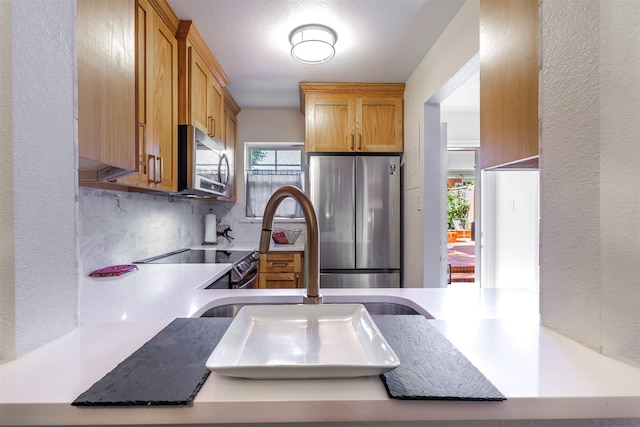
[167,0,466,110]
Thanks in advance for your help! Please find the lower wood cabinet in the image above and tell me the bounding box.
[258,252,303,289]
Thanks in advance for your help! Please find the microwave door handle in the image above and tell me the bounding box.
[218,153,230,186]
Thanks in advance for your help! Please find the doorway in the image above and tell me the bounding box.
[441,71,480,287]
[423,59,539,290]
[446,149,478,285]
[422,56,479,288]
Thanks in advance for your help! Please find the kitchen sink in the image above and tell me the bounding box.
[200,300,432,318]
[204,303,401,379]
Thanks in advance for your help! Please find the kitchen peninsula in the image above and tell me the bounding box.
[0,261,638,426]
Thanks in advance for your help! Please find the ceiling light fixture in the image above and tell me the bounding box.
[289,24,337,64]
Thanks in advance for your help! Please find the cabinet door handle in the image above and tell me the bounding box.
[358,134,362,151]
[147,154,156,185]
[295,273,300,288]
[138,123,147,172]
[211,117,216,137]
[350,134,355,151]
[271,261,290,267]
[156,156,163,183]
[207,116,213,137]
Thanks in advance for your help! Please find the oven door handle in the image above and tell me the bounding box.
[236,268,258,289]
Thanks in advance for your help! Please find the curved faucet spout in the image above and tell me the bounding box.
[259,185,322,304]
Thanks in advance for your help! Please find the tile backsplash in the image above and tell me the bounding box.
[79,187,305,276]
[79,187,230,275]
[213,201,307,246]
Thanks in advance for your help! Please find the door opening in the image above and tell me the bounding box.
[422,55,479,288]
[446,148,479,286]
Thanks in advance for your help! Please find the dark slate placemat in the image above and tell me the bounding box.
[72,318,232,406]
[373,315,506,401]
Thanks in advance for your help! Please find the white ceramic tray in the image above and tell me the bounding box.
[205,304,400,379]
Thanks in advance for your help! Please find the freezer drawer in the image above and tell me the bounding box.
[320,272,400,288]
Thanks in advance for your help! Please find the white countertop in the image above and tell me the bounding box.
[1,262,639,426]
[193,239,305,252]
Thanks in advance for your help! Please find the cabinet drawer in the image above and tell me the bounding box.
[258,272,302,289]
[260,252,302,273]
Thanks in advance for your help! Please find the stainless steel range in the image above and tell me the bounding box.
[135,249,260,289]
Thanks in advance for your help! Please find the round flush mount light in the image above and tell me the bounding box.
[289,24,337,64]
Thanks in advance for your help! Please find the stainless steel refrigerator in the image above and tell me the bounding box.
[307,154,401,288]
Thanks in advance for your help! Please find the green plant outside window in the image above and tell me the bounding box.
[447,192,470,230]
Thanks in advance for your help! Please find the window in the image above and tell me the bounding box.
[245,143,304,218]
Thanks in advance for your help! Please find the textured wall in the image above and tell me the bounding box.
[232,420,639,427]
[598,0,640,365]
[0,0,15,362]
[540,0,640,365]
[10,0,78,358]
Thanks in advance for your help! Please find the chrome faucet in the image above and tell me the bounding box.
[259,185,322,304]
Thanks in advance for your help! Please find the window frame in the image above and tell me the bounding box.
[244,142,305,220]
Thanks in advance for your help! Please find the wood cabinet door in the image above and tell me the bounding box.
[259,252,303,288]
[480,0,538,169]
[357,97,403,152]
[116,0,177,190]
[115,0,152,188]
[149,11,178,191]
[77,0,136,172]
[223,103,237,201]
[208,79,225,140]
[305,96,355,152]
[188,47,210,134]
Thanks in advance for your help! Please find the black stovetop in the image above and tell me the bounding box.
[135,249,251,265]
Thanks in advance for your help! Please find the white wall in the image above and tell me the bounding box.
[403,0,480,288]
[441,111,480,148]
[540,0,640,365]
[234,109,305,204]
[1,0,78,360]
[482,171,539,290]
[219,109,307,241]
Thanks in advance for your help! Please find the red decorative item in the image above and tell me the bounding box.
[90,264,138,277]
[271,231,288,244]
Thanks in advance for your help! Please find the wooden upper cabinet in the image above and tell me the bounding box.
[305,96,354,152]
[149,10,179,191]
[358,97,403,152]
[177,21,229,141]
[480,0,539,169]
[222,89,241,202]
[208,76,225,141]
[118,0,178,191]
[189,48,210,133]
[77,0,137,182]
[300,83,405,153]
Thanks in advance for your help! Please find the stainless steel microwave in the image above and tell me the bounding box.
[174,125,230,198]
